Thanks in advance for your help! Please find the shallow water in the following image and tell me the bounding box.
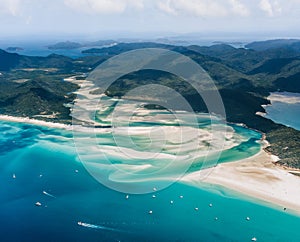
[0,118,299,241]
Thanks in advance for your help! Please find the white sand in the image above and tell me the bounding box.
[181,148,300,213]
[0,115,70,129]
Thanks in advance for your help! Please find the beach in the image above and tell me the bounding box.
[0,115,71,129]
[182,146,300,213]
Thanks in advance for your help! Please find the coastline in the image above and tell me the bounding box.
[0,115,71,129]
[0,115,112,134]
[181,147,300,214]
[1,114,300,214]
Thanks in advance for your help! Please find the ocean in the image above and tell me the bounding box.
[260,92,300,131]
[0,42,107,58]
[0,119,300,241]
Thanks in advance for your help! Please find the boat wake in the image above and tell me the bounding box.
[42,191,56,198]
[77,221,122,232]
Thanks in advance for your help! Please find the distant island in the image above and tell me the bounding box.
[47,40,118,50]
[48,41,82,50]
[6,47,24,52]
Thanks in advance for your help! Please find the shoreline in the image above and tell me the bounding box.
[0,115,71,129]
[181,148,300,215]
[1,114,300,214]
[0,115,113,134]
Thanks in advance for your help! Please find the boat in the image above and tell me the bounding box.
[35,202,42,207]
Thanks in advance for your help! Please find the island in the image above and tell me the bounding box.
[6,47,24,52]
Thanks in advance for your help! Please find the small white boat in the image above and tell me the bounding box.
[209,203,213,207]
[179,195,184,199]
[125,195,129,199]
[35,202,42,207]
[170,200,174,204]
[194,207,199,211]
[251,237,257,241]
[12,174,16,179]
[153,187,157,191]
[148,210,153,214]
[152,195,156,198]
[246,217,250,221]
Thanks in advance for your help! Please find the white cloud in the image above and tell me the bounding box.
[64,0,143,14]
[157,0,252,18]
[157,0,229,17]
[229,0,250,16]
[259,0,282,16]
[0,0,21,16]
[26,15,32,25]
[273,1,282,15]
[1,0,300,35]
[259,0,273,16]
[157,0,177,15]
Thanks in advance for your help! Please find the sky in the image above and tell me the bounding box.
[0,0,300,40]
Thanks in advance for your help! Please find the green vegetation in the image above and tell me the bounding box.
[1,40,300,168]
[48,40,118,50]
[0,51,107,123]
[245,39,300,52]
[48,41,82,50]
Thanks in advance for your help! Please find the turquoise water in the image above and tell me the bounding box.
[1,120,300,241]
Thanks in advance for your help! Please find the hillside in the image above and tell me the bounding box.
[0,50,22,71]
[246,39,300,52]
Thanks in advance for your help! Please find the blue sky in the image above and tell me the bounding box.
[0,0,300,39]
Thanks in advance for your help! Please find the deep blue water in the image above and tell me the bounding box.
[0,120,300,242]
